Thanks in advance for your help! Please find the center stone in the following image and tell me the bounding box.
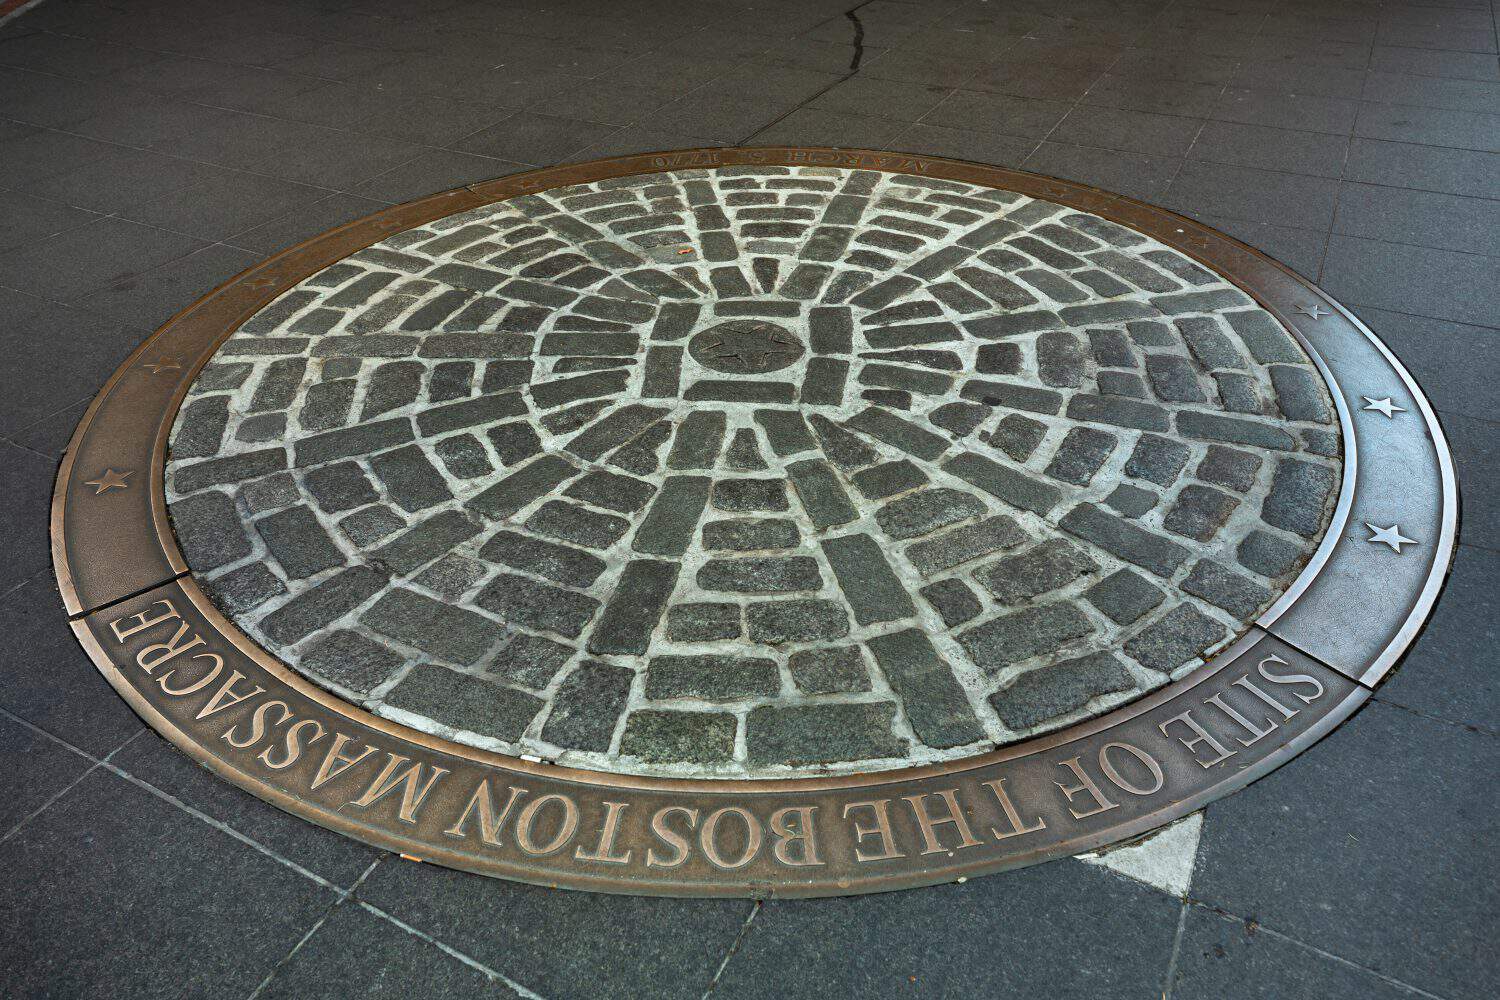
[163,164,1341,780]
[689,320,806,375]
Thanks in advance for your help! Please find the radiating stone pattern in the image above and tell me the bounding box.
[166,164,1341,778]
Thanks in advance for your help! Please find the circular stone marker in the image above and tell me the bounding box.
[53,148,1456,897]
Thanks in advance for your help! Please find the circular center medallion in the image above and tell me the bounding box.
[163,163,1343,780]
[688,320,806,375]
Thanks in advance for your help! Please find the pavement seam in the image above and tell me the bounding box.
[356,899,550,1000]
[700,899,762,999]
[0,704,349,891]
[1157,3,1272,206]
[1184,899,1454,999]
[0,729,122,844]
[243,857,386,1000]
[1159,899,1190,999]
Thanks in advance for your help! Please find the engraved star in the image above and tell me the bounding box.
[1295,303,1331,320]
[1366,523,1416,553]
[84,469,132,494]
[1362,396,1406,418]
[141,358,181,375]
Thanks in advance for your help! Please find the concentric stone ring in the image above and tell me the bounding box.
[53,148,1456,897]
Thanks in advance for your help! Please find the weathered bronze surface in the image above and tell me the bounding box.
[51,147,1457,896]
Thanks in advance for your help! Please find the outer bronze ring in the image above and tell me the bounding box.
[50,148,1458,897]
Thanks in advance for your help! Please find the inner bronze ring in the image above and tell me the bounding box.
[51,147,1457,898]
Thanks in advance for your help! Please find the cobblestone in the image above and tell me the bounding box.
[540,661,633,751]
[747,599,850,644]
[788,646,871,694]
[385,666,542,742]
[362,588,506,667]
[747,704,903,766]
[487,633,573,689]
[646,654,780,701]
[171,491,250,572]
[1164,485,1240,543]
[620,710,736,764]
[1263,458,1339,537]
[919,578,983,627]
[667,603,742,642]
[989,651,1134,730]
[865,630,984,749]
[301,630,406,696]
[958,604,1094,672]
[1123,603,1228,673]
[976,539,1099,604]
[255,505,343,580]
[1085,569,1166,625]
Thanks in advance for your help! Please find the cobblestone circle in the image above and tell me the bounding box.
[165,164,1342,778]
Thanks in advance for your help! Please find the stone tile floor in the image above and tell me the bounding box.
[0,0,1495,996]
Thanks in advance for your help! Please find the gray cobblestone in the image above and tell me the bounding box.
[989,651,1134,730]
[712,477,788,513]
[385,666,541,742]
[1123,603,1227,673]
[1262,458,1338,536]
[1045,427,1116,485]
[204,563,286,614]
[524,499,629,549]
[987,414,1048,462]
[1164,484,1240,543]
[621,711,736,764]
[1085,569,1166,625]
[1105,484,1158,518]
[338,506,404,547]
[943,451,1061,515]
[255,504,343,580]
[959,603,1094,672]
[303,462,377,513]
[302,630,405,695]
[362,587,506,666]
[919,578,983,627]
[976,539,1099,604]
[172,491,250,572]
[480,530,606,588]
[541,661,633,751]
[788,646,871,694]
[476,572,599,640]
[667,603,742,642]
[261,565,389,645]
[1237,529,1304,577]
[434,434,492,479]
[865,629,984,748]
[747,599,850,644]
[747,703,903,766]
[698,556,821,594]
[486,638,573,692]
[564,470,655,513]
[787,459,859,528]
[852,459,928,500]
[411,553,486,600]
[1125,434,1190,486]
[646,654,779,701]
[820,533,916,624]
[589,559,678,654]
[1059,503,1190,578]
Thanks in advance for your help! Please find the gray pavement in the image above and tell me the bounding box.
[1,0,1496,997]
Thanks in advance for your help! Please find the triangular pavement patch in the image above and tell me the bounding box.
[1078,813,1202,897]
